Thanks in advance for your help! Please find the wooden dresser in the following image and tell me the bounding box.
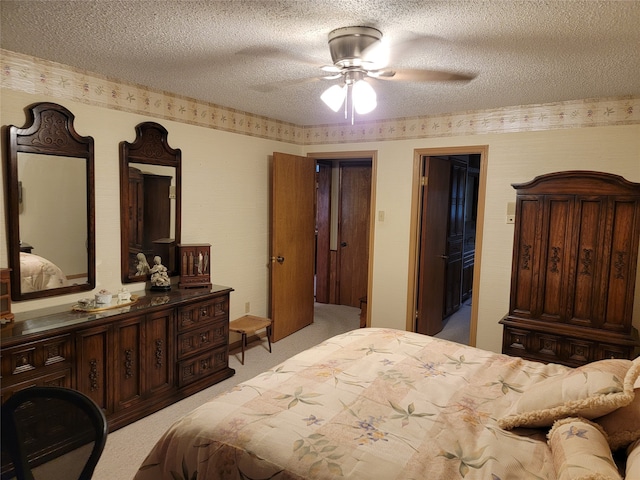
[500,171,640,367]
[0,286,235,433]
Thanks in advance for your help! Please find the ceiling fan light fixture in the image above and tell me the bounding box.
[321,84,347,112]
[352,79,377,114]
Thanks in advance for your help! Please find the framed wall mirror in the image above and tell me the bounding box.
[120,122,181,283]
[4,102,96,301]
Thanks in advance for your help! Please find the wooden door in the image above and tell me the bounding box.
[416,157,451,335]
[337,162,372,307]
[444,161,467,317]
[315,161,332,303]
[270,152,316,341]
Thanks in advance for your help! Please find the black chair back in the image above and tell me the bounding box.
[1,387,107,480]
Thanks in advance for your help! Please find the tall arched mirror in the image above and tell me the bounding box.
[120,122,181,283]
[5,102,96,301]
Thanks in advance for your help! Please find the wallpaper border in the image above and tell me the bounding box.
[2,49,638,146]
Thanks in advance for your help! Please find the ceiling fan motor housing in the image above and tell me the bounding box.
[327,26,383,69]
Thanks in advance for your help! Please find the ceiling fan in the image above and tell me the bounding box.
[249,26,475,123]
[317,26,475,121]
[321,26,474,85]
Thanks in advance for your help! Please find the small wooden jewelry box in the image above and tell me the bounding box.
[177,244,212,289]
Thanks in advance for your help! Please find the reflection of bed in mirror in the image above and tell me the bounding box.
[19,252,68,293]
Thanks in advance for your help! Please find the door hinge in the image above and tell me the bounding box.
[415,309,419,319]
[421,176,428,187]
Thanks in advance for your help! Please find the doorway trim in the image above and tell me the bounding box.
[407,145,488,346]
[307,150,377,327]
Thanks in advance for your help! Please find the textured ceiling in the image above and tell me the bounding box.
[1,1,639,126]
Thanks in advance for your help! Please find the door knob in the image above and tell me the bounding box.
[438,255,449,260]
[271,256,285,264]
[340,242,348,247]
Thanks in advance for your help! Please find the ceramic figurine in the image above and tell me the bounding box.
[150,256,171,291]
[136,253,150,276]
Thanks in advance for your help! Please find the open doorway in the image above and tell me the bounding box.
[308,151,376,327]
[408,146,487,346]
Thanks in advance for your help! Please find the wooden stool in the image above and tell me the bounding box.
[229,315,272,365]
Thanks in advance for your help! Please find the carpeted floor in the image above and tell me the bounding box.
[434,297,472,345]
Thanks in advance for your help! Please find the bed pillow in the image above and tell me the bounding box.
[626,439,640,480]
[499,358,640,430]
[547,417,621,480]
[594,376,640,451]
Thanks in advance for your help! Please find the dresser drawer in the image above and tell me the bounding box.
[177,320,228,359]
[177,345,228,387]
[177,297,228,332]
[1,368,73,403]
[1,334,72,381]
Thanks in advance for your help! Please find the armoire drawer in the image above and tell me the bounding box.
[501,327,530,357]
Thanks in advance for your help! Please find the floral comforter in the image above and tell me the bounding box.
[135,328,569,480]
[19,252,68,292]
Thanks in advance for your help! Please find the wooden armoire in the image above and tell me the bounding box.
[500,171,640,367]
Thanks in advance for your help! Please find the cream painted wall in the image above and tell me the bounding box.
[2,88,639,355]
[0,89,302,324]
[304,125,640,353]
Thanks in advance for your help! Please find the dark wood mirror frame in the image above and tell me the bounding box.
[4,102,96,301]
[120,122,182,284]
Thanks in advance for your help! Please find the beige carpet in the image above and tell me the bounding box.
[434,297,472,345]
[92,303,361,480]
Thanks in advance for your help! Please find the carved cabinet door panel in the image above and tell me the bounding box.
[537,195,574,324]
[144,309,175,396]
[76,325,110,415]
[113,316,144,412]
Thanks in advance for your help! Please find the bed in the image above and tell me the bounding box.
[19,252,68,293]
[134,328,640,479]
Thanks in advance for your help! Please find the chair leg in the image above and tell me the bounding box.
[267,325,272,353]
[241,332,246,365]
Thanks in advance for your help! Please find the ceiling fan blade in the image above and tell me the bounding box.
[374,68,475,82]
[236,46,326,67]
[251,75,324,93]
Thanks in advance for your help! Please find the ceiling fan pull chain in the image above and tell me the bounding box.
[350,84,355,125]
[344,83,349,121]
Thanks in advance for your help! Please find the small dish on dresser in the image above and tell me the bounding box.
[77,297,92,308]
[95,290,112,305]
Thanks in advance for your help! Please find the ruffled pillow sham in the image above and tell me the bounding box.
[499,358,639,430]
